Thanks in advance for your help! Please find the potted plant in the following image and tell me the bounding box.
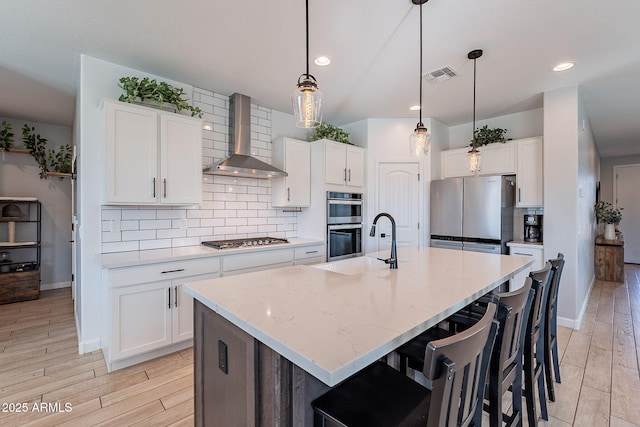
[469,125,508,147]
[594,201,623,240]
[309,123,351,144]
[118,77,203,118]
[0,121,14,151]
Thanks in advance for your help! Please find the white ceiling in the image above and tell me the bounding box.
[1,0,639,158]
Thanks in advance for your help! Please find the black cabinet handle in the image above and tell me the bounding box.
[344,168,347,182]
[348,169,351,182]
[518,188,521,202]
[161,268,185,274]
[305,250,319,254]
[174,287,178,308]
[153,178,156,198]
[168,287,171,309]
[163,178,167,198]
[287,187,290,201]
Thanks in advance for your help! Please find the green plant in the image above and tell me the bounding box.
[594,201,623,224]
[309,123,351,144]
[0,121,14,150]
[48,144,73,174]
[23,124,49,179]
[469,125,508,147]
[118,77,203,118]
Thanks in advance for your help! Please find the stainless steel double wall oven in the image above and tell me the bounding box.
[326,192,363,261]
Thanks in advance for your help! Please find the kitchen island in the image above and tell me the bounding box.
[183,246,532,426]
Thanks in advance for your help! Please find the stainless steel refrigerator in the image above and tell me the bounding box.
[430,175,514,254]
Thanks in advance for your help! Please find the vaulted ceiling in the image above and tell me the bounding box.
[1,0,639,157]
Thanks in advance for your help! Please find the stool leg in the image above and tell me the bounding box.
[512,361,524,427]
[536,336,548,421]
[524,338,537,427]
[544,329,556,402]
[551,317,561,383]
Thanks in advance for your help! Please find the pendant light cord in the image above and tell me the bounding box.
[305,0,310,78]
[419,1,423,125]
[472,56,477,148]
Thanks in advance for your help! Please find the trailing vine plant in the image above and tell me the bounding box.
[309,123,351,144]
[118,77,203,118]
[0,121,14,151]
[22,125,72,179]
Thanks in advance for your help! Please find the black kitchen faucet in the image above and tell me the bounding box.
[369,213,397,269]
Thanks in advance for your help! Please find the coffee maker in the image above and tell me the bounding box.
[524,214,542,242]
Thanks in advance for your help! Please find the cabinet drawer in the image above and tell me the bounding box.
[110,257,220,287]
[222,249,294,273]
[294,244,325,261]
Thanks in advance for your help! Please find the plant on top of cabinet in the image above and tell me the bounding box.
[469,125,508,147]
[0,121,14,151]
[309,122,351,144]
[118,77,203,118]
[594,201,623,224]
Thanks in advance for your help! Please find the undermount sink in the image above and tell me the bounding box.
[312,256,387,276]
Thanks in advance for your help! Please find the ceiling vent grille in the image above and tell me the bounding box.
[424,66,457,83]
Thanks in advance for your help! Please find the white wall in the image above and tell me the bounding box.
[543,86,598,328]
[0,118,72,289]
[448,108,544,149]
[353,118,431,253]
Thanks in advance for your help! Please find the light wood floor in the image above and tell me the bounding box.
[0,265,639,426]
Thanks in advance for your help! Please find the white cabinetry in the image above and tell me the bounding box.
[221,248,295,276]
[294,243,325,265]
[515,137,543,207]
[314,139,365,188]
[507,242,544,290]
[105,257,219,369]
[441,143,515,178]
[271,137,311,208]
[104,99,203,205]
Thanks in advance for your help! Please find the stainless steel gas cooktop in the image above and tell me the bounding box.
[201,237,289,250]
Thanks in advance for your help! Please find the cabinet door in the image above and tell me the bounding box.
[478,143,516,176]
[160,113,203,205]
[441,148,474,178]
[346,146,365,187]
[111,281,172,360]
[172,272,220,342]
[516,138,543,207]
[325,141,347,185]
[105,101,158,204]
[286,140,311,206]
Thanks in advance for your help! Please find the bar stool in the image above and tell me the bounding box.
[311,303,498,427]
[523,262,553,426]
[544,253,565,401]
[397,279,534,427]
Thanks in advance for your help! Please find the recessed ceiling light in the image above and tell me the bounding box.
[202,124,213,131]
[314,56,331,66]
[553,62,575,72]
[410,105,421,111]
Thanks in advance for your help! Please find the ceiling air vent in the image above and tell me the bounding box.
[424,66,457,83]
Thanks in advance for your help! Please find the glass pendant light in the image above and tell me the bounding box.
[467,49,483,173]
[293,0,323,128]
[409,0,430,157]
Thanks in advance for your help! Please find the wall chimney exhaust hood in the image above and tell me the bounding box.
[203,93,287,179]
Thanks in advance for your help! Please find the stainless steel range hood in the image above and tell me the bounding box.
[203,93,287,179]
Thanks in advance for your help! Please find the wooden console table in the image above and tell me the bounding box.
[595,234,624,282]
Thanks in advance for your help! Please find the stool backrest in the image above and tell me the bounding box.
[494,277,535,371]
[547,253,565,314]
[424,302,498,427]
[528,262,553,332]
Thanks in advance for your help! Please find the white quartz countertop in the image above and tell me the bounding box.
[183,246,532,386]
[96,238,324,269]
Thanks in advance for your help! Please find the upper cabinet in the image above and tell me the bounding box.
[441,143,515,179]
[104,100,203,205]
[317,139,365,188]
[271,137,311,208]
[515,137,543,207]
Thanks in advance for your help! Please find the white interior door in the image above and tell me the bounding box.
[377,163,420,251]
[615,164,640,263]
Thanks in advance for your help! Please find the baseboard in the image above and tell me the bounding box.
[106,340,192,372]
[557,274,595,330]
[80,338,102,355]
[40,281,71,291]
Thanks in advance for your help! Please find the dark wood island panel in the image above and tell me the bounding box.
[193,300,329,427]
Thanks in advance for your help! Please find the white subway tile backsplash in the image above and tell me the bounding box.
[100,88,299,253]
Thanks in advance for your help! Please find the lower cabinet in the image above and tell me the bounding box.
[294,244,325,265]
[104,257,220,370]
[507,242,544,290]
